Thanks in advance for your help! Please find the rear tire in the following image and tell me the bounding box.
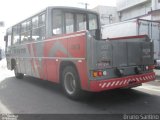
[62,66,86,100]
[14,63,24,79]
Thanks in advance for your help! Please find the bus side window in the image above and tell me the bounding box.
[32,16,40,41]
[65,13,74,34]
[39,13,46,40]
[31,14,45,41]
[8,33,12,47]
[88,14,98,30]
[21,22,27,42]
[6,28,12,51]
[26,20,32,41]
[52,10,63,35]
[13,25,20,45]
[76,14,87,31]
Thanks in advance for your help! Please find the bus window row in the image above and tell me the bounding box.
[11,13,46,45]
[7,10,98,47]
[53,10,87,35]
[52,10,98,35]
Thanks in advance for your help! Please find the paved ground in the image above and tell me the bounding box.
[0,59,160,118]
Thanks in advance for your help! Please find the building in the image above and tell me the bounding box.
[117,0,160,21]
[92,1,160,26]
[92,5,119,26]
[148,9,160,21]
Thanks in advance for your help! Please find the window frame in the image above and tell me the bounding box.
[52,9,64,35]
[21,19,32,43]
[12,25,21,45]
[65,12,75,34]
[31,12,46,41]
[88,13,99,30]
[6,28,12,47]
[52,8,99,36]
[76,13,87,32]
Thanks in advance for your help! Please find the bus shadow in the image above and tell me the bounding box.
[83,89,160,113]
[0,76,160,113]
[0,75,63,95]
[0,76,65,113]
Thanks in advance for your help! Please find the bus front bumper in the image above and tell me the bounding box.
[89,72,155,92]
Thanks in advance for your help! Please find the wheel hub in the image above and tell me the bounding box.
[64,72,76,95]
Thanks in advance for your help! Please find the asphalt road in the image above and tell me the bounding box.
[0,59,160,116]
[0,71,160,114]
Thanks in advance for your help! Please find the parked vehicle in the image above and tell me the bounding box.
[102,19,160,68]
[4,7,155,100]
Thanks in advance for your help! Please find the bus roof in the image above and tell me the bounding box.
[7,6,98,30]
[48,6,98,14]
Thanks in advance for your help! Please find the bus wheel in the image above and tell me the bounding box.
[62,66,84,100]
[14,64,24,79]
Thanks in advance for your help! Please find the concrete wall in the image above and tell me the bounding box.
[119,1,151,21]
[152,0,160,10]
[152,11,160,21]
[117,0,150,11]
[92,6,119,26]
[156,0,160,9]
[158,0,160,9]
[92,0,160,25]
[117,0,160,21]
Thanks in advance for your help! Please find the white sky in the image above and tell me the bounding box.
[0,0,116,49]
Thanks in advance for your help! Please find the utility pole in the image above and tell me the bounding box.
[79,2,89,9]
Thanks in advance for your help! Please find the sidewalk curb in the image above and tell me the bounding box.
[140,84,160,92]
[155,80,160,82]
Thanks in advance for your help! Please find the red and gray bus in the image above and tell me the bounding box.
[4,7,155,99]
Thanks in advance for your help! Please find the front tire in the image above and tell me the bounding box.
[62,66,85,100]
[14,63,24,79]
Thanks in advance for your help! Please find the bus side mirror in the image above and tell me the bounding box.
[4,35,8,42]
